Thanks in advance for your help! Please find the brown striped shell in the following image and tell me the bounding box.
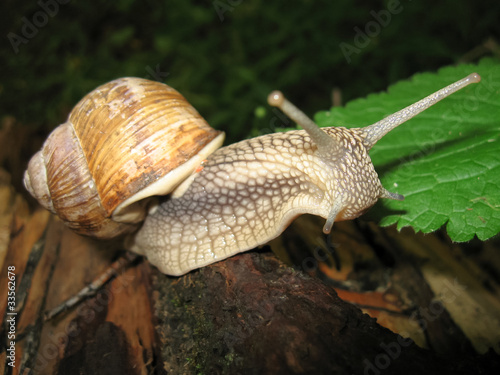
[24,78,224,239]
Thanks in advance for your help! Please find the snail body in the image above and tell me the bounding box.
[24,73,481,275]
[128,126,384,275]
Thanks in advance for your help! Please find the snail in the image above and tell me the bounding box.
[24,73,481,275]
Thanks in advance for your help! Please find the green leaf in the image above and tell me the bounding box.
[314,58,500,242]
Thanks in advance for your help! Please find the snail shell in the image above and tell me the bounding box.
[24,78,224,239]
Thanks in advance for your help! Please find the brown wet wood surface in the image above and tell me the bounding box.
[1,121,500,374]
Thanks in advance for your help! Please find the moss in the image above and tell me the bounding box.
[5,0,498,146]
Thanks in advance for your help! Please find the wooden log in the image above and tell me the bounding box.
[152,250,500,375]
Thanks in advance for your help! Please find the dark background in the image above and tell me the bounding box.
[1,0,499,149]
[1,3,500,372]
